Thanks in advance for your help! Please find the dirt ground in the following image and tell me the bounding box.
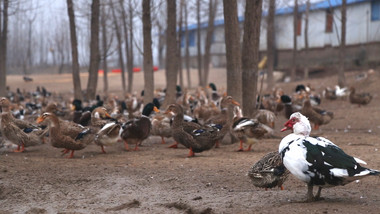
[1,69,380,214]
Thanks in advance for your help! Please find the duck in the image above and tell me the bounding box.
[36,112,95,158]
[204,96,240,148]
[232,106,273,152]
[280,95,302,119]
[301,99,333,130]
[0,97,40,130]
[119,103,158,151]
[349,87,372,106]
[71,99,92,126]
[248,151,289,190]
[207,83,222,105]
[89,107,121,153]
[0,111,45,152]
[151,106,173,145]
[165,103,220,157]
[279,112,379,202]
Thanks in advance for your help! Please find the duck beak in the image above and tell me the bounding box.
[232,100,240,106]
[281,120,293,132]
[153,106,160,113]
[105,112,112,119]
[70,104,76,111]
[36,116,44,124]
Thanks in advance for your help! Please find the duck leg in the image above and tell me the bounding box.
[13,145,21,152]
[280,185,284,190]
[306,184,314,202]
[215,141,220,148]
[124,141,130,151]
[187,147,195,157]
[14,143,25,153]
[67,150,75,159]
[100,145,106,154]
[161,136,166,144]
[168,142,178,148]
[245,144,252,152]
[237,140,244,152]
[61,149,70,156]
[313,124,319,130]
[134,142,139,151]
[314,186,323,200]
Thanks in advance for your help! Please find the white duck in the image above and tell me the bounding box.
[279,112,379,202]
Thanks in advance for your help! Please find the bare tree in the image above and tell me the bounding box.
[66,0,82,100]
[303,0,310,79]
[266,0,275,90]
[242,0,262,117]
[196,0,202,86]
[127,0,134,93]
[338,0,347,87]
[202,0,218,88]
[223,0,242,103]
[0,0,8,96]
[163,0,177,107]
[86,0,100,100]
[177,0,184,88]
[142,0,154,104]
[291,0,298,81]
[111,0,126,94]
[184,1,191,88]
[100,2,112,93]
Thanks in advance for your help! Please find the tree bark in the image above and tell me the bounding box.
[66,0,82,100]
[0,0,8,97]
[142,0,154,105]
[163,0,177,107]
[86,0,100,101]
[184,1,191,89]
[338,0,347,87]
[178,0,184,89]
[196,0,202,87]
[202,0,218,88]
[127,1,134,93]
[223,0,242,104]
[114,0,126,94]
[242,0,262,117]
[304,0,310,79]
[100,3,109,93]
[266,0,275,90]
[291,0,298,82]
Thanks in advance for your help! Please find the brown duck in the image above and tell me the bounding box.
[0,112,45,152]
[232,106,273,152]
[349,87,372,106]
[301,99,333,130]
[248,151,289,190]
[165,104,219,157]
[151,106,173,144]
[204,96,240,148]
[119,103,157,151]
[37,112,95,158]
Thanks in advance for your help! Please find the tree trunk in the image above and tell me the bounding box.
[142,0,154,105]
[86,0,100,101]
[196,0,202,87]
[0,0,9,97]
[184,1,191,89]
[304,0,310,79]
[223,0,242,104]
[127,1,134,93]
[163,0,177,107]
[266,0,275,90]
[242,0,262,117]
[338,0,347,87]
[291,0,298,82]
[115,0,127,94]
[177,0,184,89]
[66,0,82,100]
[101,3,109,93]
[202,0,218,88]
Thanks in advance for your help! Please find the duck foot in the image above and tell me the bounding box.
[134,144,139,151]
[101,145,106,154]
[280,185,284,190]
[187,148,195,157]
[13,144,25,153]
[66,150,75,159]
[168,142,178,149]
[214,141,220,148]
[124,141,130,151]
[61,149,70,155]
[161,137,166,144]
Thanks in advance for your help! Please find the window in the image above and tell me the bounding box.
[325,9,333,32]
[180,30,196,48]
[372,0,380,21]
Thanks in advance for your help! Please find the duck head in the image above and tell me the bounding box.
[281,112,311,136]
[165,104,183,117]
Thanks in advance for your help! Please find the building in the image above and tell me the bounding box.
[181,0,380,72]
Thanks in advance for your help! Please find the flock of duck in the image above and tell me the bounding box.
[0,82,378,202]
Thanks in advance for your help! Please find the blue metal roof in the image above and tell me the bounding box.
[185,0,371,31]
